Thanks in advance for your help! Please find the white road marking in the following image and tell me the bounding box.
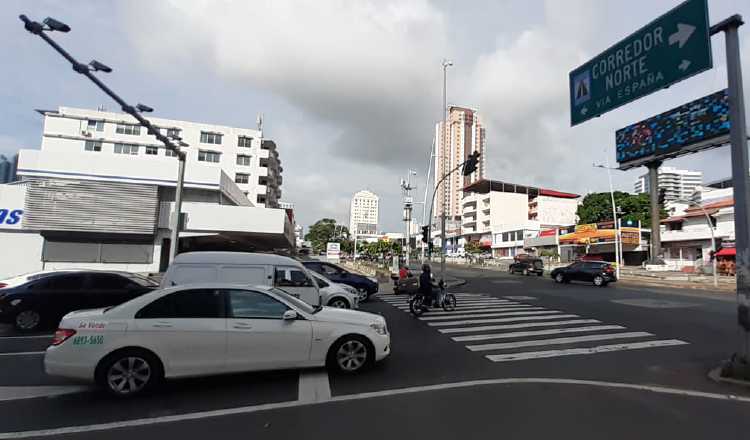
[0,351,45,357]
[421,310,564,321]
[485,339,689,362]
[450,325,627,340]
[418,305,538,313]
[429,318,600,328]
[297,369,331,403]
[2,377,747,439]
[0,386,90,402]
[418,306,543,317]
[391,300,516,309]
[396,303,530,312]
[503,296,537,300]
[424,313,580,323]
[466,331,653,352]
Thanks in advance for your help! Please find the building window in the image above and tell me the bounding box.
[114,143,139,155]
[165,149,178,157]
[198,150,221,163]
[200,131,223,145]
[145,146,159,155]
[235,173,249,184]
[84,140,102,152]
[236,154,252,166]
[238,136,253,148]
[166,128,181,138]
[115,123,140,135]
[87,120,104,132]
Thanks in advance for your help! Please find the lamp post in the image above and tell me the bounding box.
[439,59,453,283]
[593,162,621,280]
[20,15,187,263]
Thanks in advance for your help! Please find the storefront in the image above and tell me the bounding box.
[558,223,647,265]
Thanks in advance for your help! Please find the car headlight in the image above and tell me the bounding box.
[367,276,378,284]
[369,322,387,335]
[10,299,22,306]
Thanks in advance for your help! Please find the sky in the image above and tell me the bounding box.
[2,0,750,235]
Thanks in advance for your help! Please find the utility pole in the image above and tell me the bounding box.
[647,160,662,264]
[20,15,188,264]
[401,170,417,267]
[439,59,453,283]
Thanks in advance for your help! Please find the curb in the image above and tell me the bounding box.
[708,366,750,389]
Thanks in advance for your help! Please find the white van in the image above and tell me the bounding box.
[160,252,322,307]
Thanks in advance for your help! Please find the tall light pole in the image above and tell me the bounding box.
[594,162,621,279]
[20,15,188,264]
[439,59,453,283]
[421,138,435,263]
[402,170,417,266]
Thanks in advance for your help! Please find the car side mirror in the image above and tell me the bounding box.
[282,310,298,320]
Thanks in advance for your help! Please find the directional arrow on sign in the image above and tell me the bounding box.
[678,59,691,71]
[669,23,696,48]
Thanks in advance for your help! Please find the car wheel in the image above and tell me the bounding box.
[409,296,425,316]
[554,273,565,284]
[328,335,373,374]
[593,275,605,287]
[328,297,350,309]
[442,294,457,311]
[357,288,370,302]
[14,309,42,332]
[96,349,162,397]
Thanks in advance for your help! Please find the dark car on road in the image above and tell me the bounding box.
[508,257,544,276]
[0,270,158,331]
[550,261,617,287]
[301,261,378,302]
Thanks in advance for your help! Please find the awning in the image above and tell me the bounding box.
[558,227,640,245]
[715,248,736,257]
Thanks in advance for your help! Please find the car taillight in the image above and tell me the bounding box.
[51,329,76,346]
[605,266,614,273]
[0,283,7,289]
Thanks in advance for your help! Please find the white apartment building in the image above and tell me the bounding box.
[634,166,702,202]
[0,108,294,279]
[349,190,379,239]
[459,179,579,257]
[29,107,282,207]
[435,106,486,221]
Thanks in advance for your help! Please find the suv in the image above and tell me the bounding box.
[508,256,544,276]
[301,261,379,302]
[550,261,617,287]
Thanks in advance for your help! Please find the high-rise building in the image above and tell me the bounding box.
[30,107,282,207]
[634,166,702,202]
[349,190,379,238]
[435,106,486,221]
[0,154,17,184]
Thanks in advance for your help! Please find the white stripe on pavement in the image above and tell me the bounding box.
[450,325,626,340]
[485,339,689,362]
[421,310,564,321]
[418,307,545,318]
[428,314,580,325]
[396,304,531,312]
[392,301,517,309]
[466,331,653,352]
[429,318,600,328]
[0,351,45,357]
[297,369,331,403]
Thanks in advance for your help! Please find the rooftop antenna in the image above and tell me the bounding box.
[97,104,106,112]
[257,113,263,132]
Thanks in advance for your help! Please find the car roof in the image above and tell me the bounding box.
[172,251,300,267]
[1,269,142,281]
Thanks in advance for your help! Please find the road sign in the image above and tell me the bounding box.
[569,0,712,126]
[326,242,341,261]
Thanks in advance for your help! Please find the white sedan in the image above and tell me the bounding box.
[44,284,390,397]
[309,271,359,309]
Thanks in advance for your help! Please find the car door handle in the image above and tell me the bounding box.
[232,322,253,329]
[152,322,173,328]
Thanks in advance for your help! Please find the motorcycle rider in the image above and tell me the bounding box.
[418,264,439,307]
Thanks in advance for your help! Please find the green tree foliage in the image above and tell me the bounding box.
[464,240,483,254]
[304,218,349,253]
[576,192,666,226]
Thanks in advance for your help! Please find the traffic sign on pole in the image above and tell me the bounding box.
[570,0,712,126]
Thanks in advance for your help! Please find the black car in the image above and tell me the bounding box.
[301,261,379,302]
[550,261,617,287]
[0,270,158,331]
[509,258,544,276]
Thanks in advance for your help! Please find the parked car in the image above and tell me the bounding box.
[45,283,390,397]
[508,257,544,276]
[301,261,378,302]
[308,271,359,309]
[161,252,322,307]
[0,270,158,331]
[550,261,617,286]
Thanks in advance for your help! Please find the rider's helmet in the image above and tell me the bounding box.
[422,264,431,273]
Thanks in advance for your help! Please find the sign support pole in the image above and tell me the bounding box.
[721,15,750,365]
[647,160,662,264]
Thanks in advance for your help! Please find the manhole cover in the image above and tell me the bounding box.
[611,299,699,309]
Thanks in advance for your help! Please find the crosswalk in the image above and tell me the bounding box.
[377,293,688,363]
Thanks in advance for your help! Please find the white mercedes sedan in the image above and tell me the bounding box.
[44,284,390,397]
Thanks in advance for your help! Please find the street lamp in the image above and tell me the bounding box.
[20,15,187,264]
[439,59,453,283]
[593,162,622,280]
[673,198,719,288]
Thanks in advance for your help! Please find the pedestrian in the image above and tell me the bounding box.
[399,264,409,280]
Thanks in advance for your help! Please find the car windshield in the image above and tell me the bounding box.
[269,287,318,314]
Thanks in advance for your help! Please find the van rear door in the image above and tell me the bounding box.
[273,266,321,306]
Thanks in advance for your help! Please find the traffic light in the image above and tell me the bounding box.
[658,188,666,205]
[421,226,430,243]
[462,151,481,176]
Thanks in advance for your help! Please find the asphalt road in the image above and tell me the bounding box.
[1,267,749,439]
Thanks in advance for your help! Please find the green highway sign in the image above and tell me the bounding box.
[569,0,712,126]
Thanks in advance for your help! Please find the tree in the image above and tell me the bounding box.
[304,218,349,253]
[464,240,483,255]
[576,192,666,226]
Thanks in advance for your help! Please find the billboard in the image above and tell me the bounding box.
[616,89,730,169]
